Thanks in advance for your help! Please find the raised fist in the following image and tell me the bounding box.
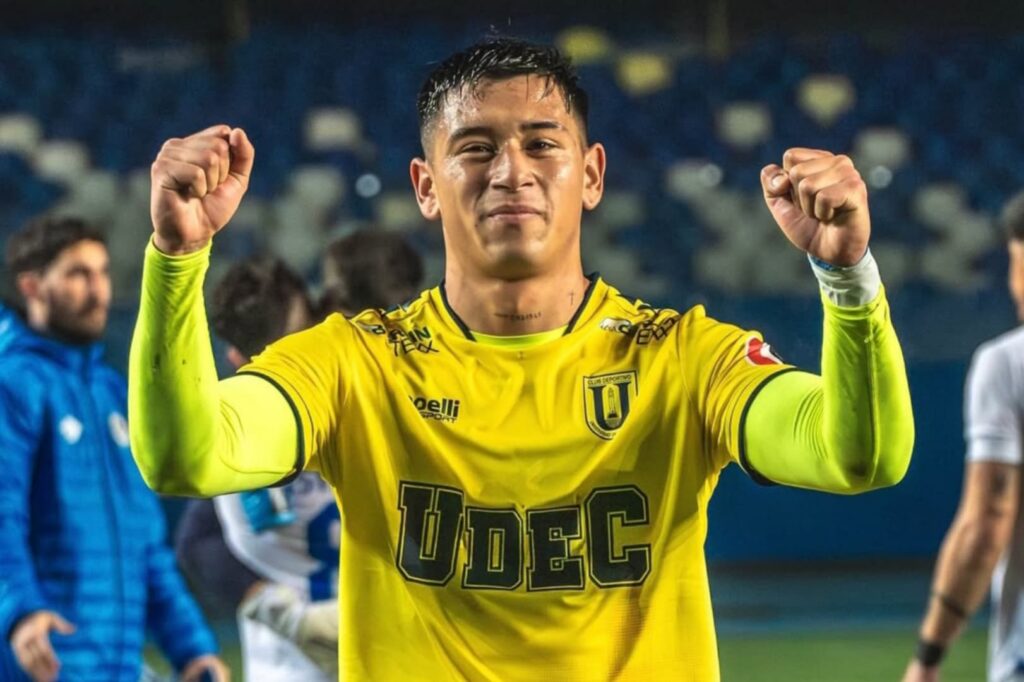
[150,125,255,255]
[761,148,870,267]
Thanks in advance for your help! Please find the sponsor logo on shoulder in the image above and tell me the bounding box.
[599,315,679,345]
[410,395,460,423]
[356,321,387,335]
[389,326,439,356]
[600,317,634,334]
[356,319,440,355]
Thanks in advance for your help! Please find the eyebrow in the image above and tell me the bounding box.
[447,120,568,146]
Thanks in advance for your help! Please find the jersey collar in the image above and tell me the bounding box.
[435,275,605,342]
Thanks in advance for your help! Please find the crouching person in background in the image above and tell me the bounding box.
[0,216,227,682]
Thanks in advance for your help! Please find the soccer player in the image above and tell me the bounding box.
[174,256,340,681]
[0,217,227,681]
[130,39,914,679]
[903,191,1024,682]
[319,230,424,316]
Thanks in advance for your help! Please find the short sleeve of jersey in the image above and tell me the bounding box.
[965,341,1023,465]
[678,306,794,472]
[239,314,354,484]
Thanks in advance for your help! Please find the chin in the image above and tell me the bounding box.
[51,316,107,345]
[482,252,545,280]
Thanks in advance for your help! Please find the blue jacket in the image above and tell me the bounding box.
[0,305,217,681]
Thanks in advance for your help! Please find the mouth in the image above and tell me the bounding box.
[483,204,544,222]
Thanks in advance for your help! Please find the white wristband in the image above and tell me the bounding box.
[808,249,882,307]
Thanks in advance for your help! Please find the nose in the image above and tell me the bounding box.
[490,144,533,191]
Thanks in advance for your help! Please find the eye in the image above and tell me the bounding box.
[527,139,558,152]
[458,142,495,156]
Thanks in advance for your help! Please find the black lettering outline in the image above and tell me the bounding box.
[526,506,585,592]
[585,485,651,588]
[462,507,523,590]
[396,481,465,585]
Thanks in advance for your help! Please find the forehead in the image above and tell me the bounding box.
[435,75,578,136]
[50,240,108,270]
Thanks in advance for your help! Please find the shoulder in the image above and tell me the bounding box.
[970,327,1024,390]
[350,289,431,326]
[591,282,744,351]
[346,289,436,342]
[974,326,1024,363]
[0,352,49,397]
[596,282,684,335]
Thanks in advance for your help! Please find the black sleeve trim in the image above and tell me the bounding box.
[235,370,306,487]
[737,367,800,487]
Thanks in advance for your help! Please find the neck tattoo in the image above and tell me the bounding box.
[494,312,542,322]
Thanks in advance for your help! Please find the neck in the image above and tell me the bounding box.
[444,263,591,336]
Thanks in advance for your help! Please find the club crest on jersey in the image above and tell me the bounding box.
[744,337,783,365]
[583,371,638,440]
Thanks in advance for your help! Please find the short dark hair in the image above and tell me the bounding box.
[209,257,312,358]
[321,231,423,314]
[1002,190,1024,242]
[5,215,106,276]
[416,38,589,150]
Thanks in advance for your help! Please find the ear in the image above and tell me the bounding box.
[15,271,40,302]
[410,157,441,221]
[581,142,606,211]
[226,345,250,370]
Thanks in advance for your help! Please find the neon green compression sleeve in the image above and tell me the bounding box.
[743,287,915,493]
[128,240,299,497]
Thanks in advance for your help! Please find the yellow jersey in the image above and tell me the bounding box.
[242,277,791,681]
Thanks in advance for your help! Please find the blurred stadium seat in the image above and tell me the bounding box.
[0,26,1017,331]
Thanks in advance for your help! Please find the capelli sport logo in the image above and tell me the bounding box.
[410,396,461,423]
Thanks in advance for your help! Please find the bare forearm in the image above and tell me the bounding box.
[921,518,1003,643]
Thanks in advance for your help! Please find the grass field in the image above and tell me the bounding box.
[148,627,986,680]
[147,562,990,680]
[719,628,986,681]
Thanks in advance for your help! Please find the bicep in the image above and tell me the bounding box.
[965,346,1022,464]
[161,374,300,497]
[238,318,351,485]
[742,370,856,491]
[205,374,301,493]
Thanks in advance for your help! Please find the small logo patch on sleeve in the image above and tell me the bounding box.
[744,337,783,366]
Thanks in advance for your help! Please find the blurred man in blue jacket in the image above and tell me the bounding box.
[0,216,228,681]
